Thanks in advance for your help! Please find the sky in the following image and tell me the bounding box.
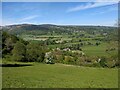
[1,1,118,26]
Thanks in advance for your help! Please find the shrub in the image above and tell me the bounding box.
[99,57,107,67]
[55,55,64,63]
[44,52,55,64]
[106,60,116,68]
[92,63,101,67]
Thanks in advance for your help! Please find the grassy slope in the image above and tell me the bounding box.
[82,43,117,57]
[2,63,118,88]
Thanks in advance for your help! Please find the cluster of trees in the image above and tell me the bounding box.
[58,41,100,51]
[2,31,46,62]
[45,49,119,68]
[44,39,56,45]
[60,44,82,51]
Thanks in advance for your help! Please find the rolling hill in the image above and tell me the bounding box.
[1,24,117,35]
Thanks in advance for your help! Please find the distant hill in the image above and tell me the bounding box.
[1,24,117,35]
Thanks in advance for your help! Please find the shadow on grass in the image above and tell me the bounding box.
[0,63,33,67]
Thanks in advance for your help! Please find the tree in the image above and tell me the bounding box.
[2,32,19,57]
[26,42,45,62]
[79,39,82,42]
[19,38,29,45]
[12,41,26,61]
[2,31,10,43]
[96,42,100,46]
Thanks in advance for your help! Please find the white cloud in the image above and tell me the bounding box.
[1,15,40,26]
[91,6,118,15]
[67,2,118,12]
[19,15,39,21]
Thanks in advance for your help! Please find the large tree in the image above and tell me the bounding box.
[2,31,19,57]
[12,41,26,61]
[26,42,45,62]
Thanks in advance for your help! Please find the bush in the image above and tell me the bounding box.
[2,55,13,63]
[99,57,107,67]
[64,56,74,64]
[37,53,45,62]
[92,63,101,67]
[44,52,55,64]
[115,60,120,67]
[106,60,116,68]
[55,55,64,63]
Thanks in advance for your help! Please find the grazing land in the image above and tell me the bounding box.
[2,62,118,88]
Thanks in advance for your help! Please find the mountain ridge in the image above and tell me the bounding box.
[1,24,117,35]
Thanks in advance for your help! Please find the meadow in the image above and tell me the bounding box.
[82,42,117,57]
[2,62,118,88]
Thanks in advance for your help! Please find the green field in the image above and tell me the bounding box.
[82,43,118,57]
[2,63,118,88]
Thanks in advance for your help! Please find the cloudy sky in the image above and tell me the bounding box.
[1,1,118,26]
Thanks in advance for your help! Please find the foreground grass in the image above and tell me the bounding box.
[2,63,118,88]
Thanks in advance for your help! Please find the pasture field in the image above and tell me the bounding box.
[82,42,118,57]
[2,63,118,88]
[20,34,65,41]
